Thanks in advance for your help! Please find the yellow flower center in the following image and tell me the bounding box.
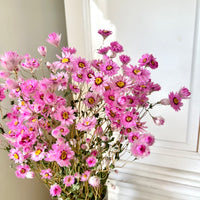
[21,101,25,106]
[126,128,132,133]
[132,136,138,141]
[60,151,67,160]
[126,116,132,122]
[62,112,69,119]
[173,97,179,105]
[85,121,90,126]
[60,128,64,132]
[151,60,155,65]
[62,58,70,63]
[14,153,19,159]
[35,149,42,156]
[116,81,125,88]
[45,173,49,177]
[88,97,95,104]
[20,169,26,174]
[133,69,141,75]
[95,77,103,85]
[14,121,19,126]
[106,65,113,70]
[110,110,116,117]
[108,95,115,101]
[143,58,147,63]
[77,74,83,79]
[105,85,110,91]
[32,119,36,122]
[78,62,85,68]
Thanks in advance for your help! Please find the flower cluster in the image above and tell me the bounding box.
[0,29,190,200]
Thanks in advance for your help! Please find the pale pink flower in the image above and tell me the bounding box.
[40,168,52,180]
[9,148,24,164]
[131,141,150,158]
[0,85,6,101]
[63,175,75,187]
[50,183,62,197]
[160,98,170,105]
[0,51,23,71]
[52,126,69,138]
[38,46,47,57]
[26,171,35,179]
[128,132,140,143]
[21,57,40,70]
[179,87,191,99]
[0,70,10,79]
[153,116,165,126]
[80,170,91,181]
[46,32,61,47]
[89,176,100,187]
[76,117,97,131]
[139,133,155,146]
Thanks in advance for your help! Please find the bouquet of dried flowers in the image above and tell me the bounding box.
[0,30,190,200]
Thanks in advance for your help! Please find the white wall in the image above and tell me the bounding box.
[0,1,67,200]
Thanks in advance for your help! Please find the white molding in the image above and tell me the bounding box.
[108,162,200,200]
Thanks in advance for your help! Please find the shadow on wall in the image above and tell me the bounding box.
[0,1,67,200]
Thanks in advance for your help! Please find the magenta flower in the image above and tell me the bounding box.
[21,57,40,70]
[169,92,183,111]
[149,55,158,69]
[15,164,30,179]
[138,53,151,67]
[119,54,131,65]
[50,183,62,197]
[100,58,120,76]
[46,32,61,47]
[76,117,97,131]
[122,111,137,128]
[86,156,97,167]
[40,168,52,180]
[52,126,69,138]
[0,85,6,101]
[84,92,100,108]
[128,132,140,143]
[0,51,23,71]
[98,29,112,39]
[110,41,123,53]
[69,83,80,94]
[63,175,75,187]
[139,133,155,146]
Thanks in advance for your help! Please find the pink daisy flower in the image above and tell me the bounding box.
[98,29,112,39]
[20,79,38,95]
[69,83,80,94]
[84,69,94,83]
[153,116,165,126]
[98,46,110,55]
[80,170,91,182]
[131,141,150,158]
[149,55,158,69]
[9,148,24,164]
[103,89,116,106]
[138,53,151,67]
[15,164,30,179]
[91,72,108,94]
[46,32,61,48]
[128,132,140,143]
[31,146,46,162]
[124,65,150,84]
[74,57,89,71]
[40,168,52,180]
[169,92,183,111]
[100,58,120,76]
[84,92,100,108]
[76,117,97,131]
[0,51,23,71]
[54,52,74,71]
[54,106,76,126]
[63,175,75,187]
[21,57,40,70]
[91,59,103,70]
[86,156,97,167]
[110,75,132,91]
[0,70,11,79]
[50,183,62,197]
[122,111,137,128]
[72,70,86,83]
[89,176,100,187]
